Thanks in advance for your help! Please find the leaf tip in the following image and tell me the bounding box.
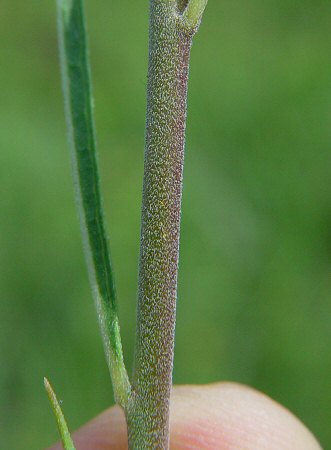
[44,377,76,450]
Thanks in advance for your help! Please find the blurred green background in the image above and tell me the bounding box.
[1,0,331,448]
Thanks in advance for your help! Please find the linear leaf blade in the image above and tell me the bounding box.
[44,378,76,450]
[56,0,130,406]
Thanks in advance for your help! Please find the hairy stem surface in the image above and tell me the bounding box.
[127,1,207,447]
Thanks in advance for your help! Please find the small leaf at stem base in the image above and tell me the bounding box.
[44,377,76,450]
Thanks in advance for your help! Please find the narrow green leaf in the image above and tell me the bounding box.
[182,0,208,31]
[56,0,130,406]
[44,378,76,450]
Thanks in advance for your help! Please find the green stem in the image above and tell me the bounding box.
[57,0,130,407]
[127,1,207,447]
[56,0,208,446]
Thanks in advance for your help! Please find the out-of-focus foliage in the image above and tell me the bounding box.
[1,1,330,448]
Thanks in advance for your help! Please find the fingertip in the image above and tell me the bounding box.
[170,382,322,450]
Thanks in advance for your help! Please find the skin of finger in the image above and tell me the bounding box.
[169,383,322,450]
[46,383,322,450]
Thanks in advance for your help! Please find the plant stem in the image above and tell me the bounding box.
[56,0,208,447]
[127,1,207,447]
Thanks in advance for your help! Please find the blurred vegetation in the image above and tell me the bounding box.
[1,0,331,448]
